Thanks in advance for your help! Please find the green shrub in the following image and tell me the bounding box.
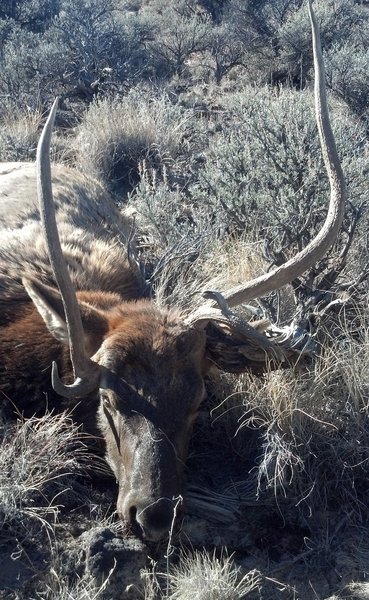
[277,0,369,87]
[0,0,60,32]
[52,0,151,95]
[0,23,66,109]
[190,86,369,266]
[325,43,369,117]
[143,0,212,79]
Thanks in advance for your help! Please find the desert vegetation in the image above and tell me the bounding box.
[1,0,369,599]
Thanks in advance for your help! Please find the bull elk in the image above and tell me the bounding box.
[0,1,345,542]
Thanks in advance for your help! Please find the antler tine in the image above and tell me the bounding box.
[209,0,346,309]
[36,98,100,397]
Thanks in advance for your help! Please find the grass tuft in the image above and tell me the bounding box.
[74,90,193,195]
[0,411,87,536]
[0,102,43,161]
[166,551,260,600]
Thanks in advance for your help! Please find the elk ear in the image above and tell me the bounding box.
[22,277,108,354]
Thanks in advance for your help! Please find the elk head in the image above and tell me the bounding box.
[24,0,346,542]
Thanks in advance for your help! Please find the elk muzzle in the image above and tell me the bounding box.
[120,492,182,542]
[116,431,184,542]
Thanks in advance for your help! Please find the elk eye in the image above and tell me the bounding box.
[102,395,116,412]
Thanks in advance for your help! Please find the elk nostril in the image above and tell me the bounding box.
[129,505,137,524]
[128,505,145,538]
[124,498,179,541]
[134,499,177,542]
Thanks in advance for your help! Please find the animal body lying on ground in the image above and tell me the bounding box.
[0,0,346,542]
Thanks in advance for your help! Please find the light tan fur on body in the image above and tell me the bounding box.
[0,163,143,300]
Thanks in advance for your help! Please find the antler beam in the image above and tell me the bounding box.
[212,0,346,309]
[36,98,100,397]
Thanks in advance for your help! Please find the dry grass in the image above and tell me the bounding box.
[0,412,105,598]
[73,90,193,195]
[144,230,273,314]
[0,411,87,535]
[165,551,260,600]
[200,235,267,294]
[206,300,369,531]
[326,582,369,600]
[38,571,115,600]
[1,206,369,600]
[141,552,261,600]
[0,103,43,161]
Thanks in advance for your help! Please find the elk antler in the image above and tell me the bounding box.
[36,98,100,398]
[187,0,347,369]
[203,0,346,312]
